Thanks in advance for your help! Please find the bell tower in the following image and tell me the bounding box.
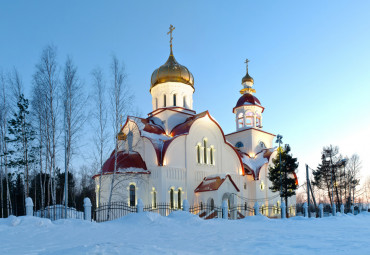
[233,59,264,132]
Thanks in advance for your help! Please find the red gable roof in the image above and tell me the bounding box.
[94,151,148,178]
[194,174,240,193]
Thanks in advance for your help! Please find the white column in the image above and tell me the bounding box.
[182,200,189,212]
[222,200,228,219]
[319,204,324,218]
[340,204,344,214]
[254,202,260,216]
[332,204,336,216]
[25,197,34,216]
[137,198,144,213]
[83,197,92,221]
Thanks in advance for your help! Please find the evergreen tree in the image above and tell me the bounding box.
[6,94,36,197]
[268,144,298,214]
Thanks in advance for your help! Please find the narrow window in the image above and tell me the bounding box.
[210,147,215,165]
[129,184,135,206]
[203,139,207,164]
[155,98,158,109]
[197,145,201,164]
[256,115,261,127]
[177,189,181,209]
[153,190,157,208]
[173,94,177,106]
[245,112,254,127]
[183,96,186,107]
[170,188,174,209]
[210,199,214,211]
[164,94,167,107]
[238,113,244,128]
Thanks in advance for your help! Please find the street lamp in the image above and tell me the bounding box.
[276,134,283,206]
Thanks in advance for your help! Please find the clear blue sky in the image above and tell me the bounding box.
[1,0,369,183]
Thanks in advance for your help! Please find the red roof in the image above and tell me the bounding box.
[194,174,240,193]
[101,151,148,173]
[233,94,264,113]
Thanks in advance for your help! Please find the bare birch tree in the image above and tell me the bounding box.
[33,45,59,211]
[61,56,86,213]
[107,56,133,220]
[91,67,108,207]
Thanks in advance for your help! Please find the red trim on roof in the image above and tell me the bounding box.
[226,128,276,137]
[148,107,196,117]
[232,94,265,113]
[194,174,240,193]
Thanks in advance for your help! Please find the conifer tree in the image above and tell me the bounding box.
[268,144,298,214]
[6,94,36,197]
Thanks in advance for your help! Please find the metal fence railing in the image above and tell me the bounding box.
[94,202,137,222]
[143,203,180,216]
[35,204,84,221]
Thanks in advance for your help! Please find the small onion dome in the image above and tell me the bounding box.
[117,130,126,141]
[242,72,254,84]
[150,49,194,91]
[235,93,261,108]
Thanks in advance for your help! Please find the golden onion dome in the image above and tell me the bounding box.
[242,72,254,84]
[150,48,194,91]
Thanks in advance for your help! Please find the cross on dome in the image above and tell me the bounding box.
[167,24,175,53]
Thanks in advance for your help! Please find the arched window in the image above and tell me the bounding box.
[177,189,182,209]
[203,139,207,164]
[183,96,186,107]
[129,184,136,207]
[245,112,254,127]
[152,189,157,208]
[155,98,158,109]
[235,142,244,148]
[238,113,244,128]
[170,188,174,209]
[256,114,261,127]
[210,147,214,165]
[163,94,167,107]
[173,94,177,106]
[210,198,214,211]
[197,144,201,164]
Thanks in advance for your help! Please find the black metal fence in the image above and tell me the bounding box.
[94,202,137,222]
[190,203,223,219]
[35,204,84,221]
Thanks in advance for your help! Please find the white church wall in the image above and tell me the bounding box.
[151,82,194,110]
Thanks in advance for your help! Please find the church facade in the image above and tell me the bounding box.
[93,28,297,218]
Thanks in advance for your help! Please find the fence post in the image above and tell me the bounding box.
[350,205,354,214]
[222,200,228,219]
[254,202,260,216]
[182,199,189,212]
[303,203,308,218]
[25,197,34,216]
[332,203,336,216]
[83,197,92,221]
[137,199,144,213]
[319,204,324,218]
[340,204,344,214]
[280,201,286,219]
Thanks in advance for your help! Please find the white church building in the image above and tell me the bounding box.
[93,28,297,218]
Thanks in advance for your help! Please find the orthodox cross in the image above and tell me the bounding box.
[167,24,175,49]
[245,58,250,73]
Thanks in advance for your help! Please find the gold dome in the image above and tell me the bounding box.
[150,48,194,91]
[242,72,254,84]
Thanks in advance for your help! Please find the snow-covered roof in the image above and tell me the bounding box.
[194,174,240,193]
[240,148,276,180]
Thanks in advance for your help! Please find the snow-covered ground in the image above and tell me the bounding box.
[1,212,370,255]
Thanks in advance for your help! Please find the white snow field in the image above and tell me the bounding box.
[1,212,370,255]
